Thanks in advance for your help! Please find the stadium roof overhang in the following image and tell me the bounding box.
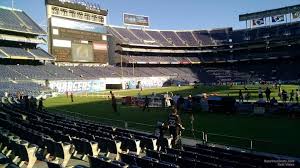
[239,4,300,21]
[0,27,47,36]
[120,47,213,54]
[5,55,55,61]
[0,34,46,44]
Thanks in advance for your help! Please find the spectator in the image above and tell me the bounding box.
[165,98,171,107]
[177,95,184,112]
[24,96,29,112]
[278,84,281,92]
[172,94,179,106]
[265,87,271,102]
[290,90,295,102]
[167,107,184,149]
[70,92,74,102]
[278,90,282,101]
[238,89,243,102]
[16,91,21,100]
[244,87,250,102]
[143,96,150,112]
[38,98,44,111]
[270,97,278,106]
[296,89,299,104]
[111,94,117,113]
[155,121,168,151]
[30,96,37,111]
[282,90,288,103]
[258,87,263,99]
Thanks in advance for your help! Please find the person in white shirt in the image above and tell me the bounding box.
[4,92,8,97]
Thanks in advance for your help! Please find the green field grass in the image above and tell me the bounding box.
[45,85,300,157]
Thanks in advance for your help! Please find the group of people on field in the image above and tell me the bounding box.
[65,91,74,102]
[109,90,186,149]
[238,86,300,104]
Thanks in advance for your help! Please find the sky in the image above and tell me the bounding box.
[0,0,299,30]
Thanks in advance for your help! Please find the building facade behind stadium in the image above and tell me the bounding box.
[0,0,300,96]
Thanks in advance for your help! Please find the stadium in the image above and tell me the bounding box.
[0,0,300,167]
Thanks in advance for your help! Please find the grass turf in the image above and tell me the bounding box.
[45,85,300,157]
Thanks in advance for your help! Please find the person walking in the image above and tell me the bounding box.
[265,87,271,102]
[38,98,44,111]
[238,89,243,102]
[70,92,74,102]
[282,90,288,103]
[168,107,184,149]
[290,90,295,102]
[143,96,150,112]
[258,87,263,99]
[296,89,299,104]
[177,95,184,113]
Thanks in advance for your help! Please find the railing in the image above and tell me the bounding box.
[49,108,300,158]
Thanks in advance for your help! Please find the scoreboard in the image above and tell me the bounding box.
[46,0,108,63]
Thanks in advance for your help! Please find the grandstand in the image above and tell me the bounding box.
[0,6,56,96]
[108,21,300,84]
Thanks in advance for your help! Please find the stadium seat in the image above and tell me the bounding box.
[15,140,38,168]
[116,136,141,155]
[120,153,138,166]
[159,152,178,163]
[145,149,160,160]
[88,156,111,168]
[135,156,159,168]
[136,136,157,151]
[176,157,196,168]
[95,137,122,159]
[153,161,179,168]
[44,138,74,167]
[72,138,99,160]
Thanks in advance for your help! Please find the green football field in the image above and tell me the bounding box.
[44,85,300,157]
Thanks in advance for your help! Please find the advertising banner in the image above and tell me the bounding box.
[252,18,265,26]
[292,11,300,19]
[123,13,150,27]
[49,80,106,92]
[51,17,107,33]
[271,14,285,23]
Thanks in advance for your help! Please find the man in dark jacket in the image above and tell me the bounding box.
[38,98,44,111]
[168,107,184,149]
[112,94,117,112]
[143,96,150,112]
[265,87,271,102]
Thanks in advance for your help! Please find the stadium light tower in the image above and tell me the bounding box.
[11,0,14,9]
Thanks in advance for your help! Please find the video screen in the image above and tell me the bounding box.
[72,43,94,62]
